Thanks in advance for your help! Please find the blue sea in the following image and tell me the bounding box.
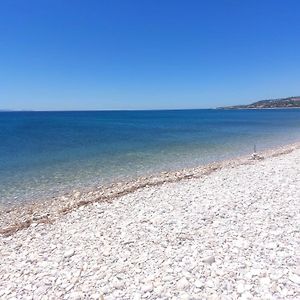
[1,109,300,207]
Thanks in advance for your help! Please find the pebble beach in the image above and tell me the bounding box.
[1,144,300,299]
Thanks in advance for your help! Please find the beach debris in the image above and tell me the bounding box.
[32,212,50,221]
[251,144,264,160]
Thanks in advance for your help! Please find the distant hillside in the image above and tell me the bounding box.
[220,96,300,109]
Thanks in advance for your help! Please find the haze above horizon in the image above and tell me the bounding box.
[0,0,299,111]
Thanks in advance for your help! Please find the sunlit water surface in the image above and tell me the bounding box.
[1,109,300,206]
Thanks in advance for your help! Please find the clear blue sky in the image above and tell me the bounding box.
[0,0,299,110]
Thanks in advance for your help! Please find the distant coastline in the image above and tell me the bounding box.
[219,96,300,109]
[1,95,300,111]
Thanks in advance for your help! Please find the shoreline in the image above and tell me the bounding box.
[1,140,300,237]
[1,138,299,299]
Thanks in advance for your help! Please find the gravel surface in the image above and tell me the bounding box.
[1,148,300,299]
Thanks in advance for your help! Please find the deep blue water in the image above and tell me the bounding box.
[1,109,300,206]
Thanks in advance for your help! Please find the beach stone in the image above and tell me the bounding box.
[69,291,84,300]
[206,279,215,288]
[248,269,261,277]
[176,277,189,290]
[154,285,164,294]
[194,279,204,288]
[260,277,271,286]
[111,278,123,289]
[289,273,300,284]
[102,246,111,256]
[73,191,81,199]
[240,291,253,300]
[90,293,102,299]
[236,281,246,293]
[132,292,142,300]
[265,242,277,249]
[179,292,190,300]
[64,249,75,258]
[292,267,300,275]
[202,255,215,264]
[141,283,153,293]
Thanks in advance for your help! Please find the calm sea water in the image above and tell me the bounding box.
[1,109,300,206]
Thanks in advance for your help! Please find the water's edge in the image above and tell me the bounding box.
[2,109,300,205]
[1,141,299,237]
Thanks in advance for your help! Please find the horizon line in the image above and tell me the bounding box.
[0,107,218,112]
[1,95,298,112]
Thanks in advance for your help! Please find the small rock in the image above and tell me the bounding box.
[64,249,75,258]
[270,271,283,281]
[32,213,49,221]
[289,273,300,284]
[111,278,123,289]
[103,246,111,256]
[236,281,245,293]
[259,277,271,286]
[178,292,190,300]
[176,277,189,290]
[163,275,173,282]
[265,242,277,249]
[154,285,164,294]
[293,266,300,276]
[248,268,261,277]
[194,279,204,288]
[206,279,214,288]
[74,191,81,199]
[141,283,153,293]
[202,255,215,264]
[133,292,142,300]
[68,291,84,300]
[90,293,101,299]
[240,291,253,300]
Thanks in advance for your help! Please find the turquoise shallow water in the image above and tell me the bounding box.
[1,109,300,206]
